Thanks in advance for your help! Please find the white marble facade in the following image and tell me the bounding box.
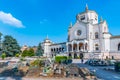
[42,5,120,59]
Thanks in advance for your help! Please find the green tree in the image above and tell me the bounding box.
[36,43,43,56]
[2,35,20,57]
[1,53,6,60]
[15,53,19,57]
[21,49,28,57]
[28,48,35,57]
[22,48,34,57]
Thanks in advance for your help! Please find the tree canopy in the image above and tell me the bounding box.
[36,43,43,56]
[21,48,35,57]
[29,48,35,56]
[2,35,20,57]
[0,32,2,37]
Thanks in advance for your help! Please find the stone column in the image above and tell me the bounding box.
[72,43,73,52]
[77,43,79,52]
[86,43,88,51]
[66,43,68,52]
[84,44,85,51]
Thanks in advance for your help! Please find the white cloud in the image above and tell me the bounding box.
[0,11,24,28]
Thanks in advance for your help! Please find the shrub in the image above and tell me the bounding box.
[68,56,72,59]
[77,56,80,59]
[1,53,6,60]
[15,53,19,57]
[30,59,44,67]
[55,56,67,63]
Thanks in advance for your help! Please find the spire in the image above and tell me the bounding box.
[100,16,103,22]
[85,4,88,12]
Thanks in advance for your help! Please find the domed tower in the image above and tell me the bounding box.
[42,36,52,57]
[76,4,98,24]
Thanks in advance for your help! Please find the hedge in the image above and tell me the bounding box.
[55,56,67,63]
[55,56,72,64]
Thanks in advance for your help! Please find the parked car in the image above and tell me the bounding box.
[107,60,116,66]
[99,60,109,66]
[86,59,109,66]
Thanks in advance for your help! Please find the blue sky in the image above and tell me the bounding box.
[0,0,120,46]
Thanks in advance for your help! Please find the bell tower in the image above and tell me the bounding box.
[42,36,52,57]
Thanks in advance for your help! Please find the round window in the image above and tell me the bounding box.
[77,30,82,36]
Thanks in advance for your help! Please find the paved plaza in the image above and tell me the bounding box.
[76,63,120,80]
[0,77,83,80]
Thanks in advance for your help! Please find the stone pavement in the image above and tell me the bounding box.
[76,63,120,80]
[0,77,84,80]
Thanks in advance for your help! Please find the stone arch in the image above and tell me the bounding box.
[95,32,99,39]
[79,43,84,51]
[106,56,108,59]
[51,48,53,52]
[69,53,72,57]
[73,43,77,51]
[95,44,99,51]
[118,43,120,51]
[74,53,77,59]
[80,52,84,59]
[56,48,59,52]
[54,48,55,52]
[59,47,61,52]
[112,56,114,59]
[62,47,64,51]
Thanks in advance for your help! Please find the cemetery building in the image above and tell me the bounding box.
[42,5,120,59]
